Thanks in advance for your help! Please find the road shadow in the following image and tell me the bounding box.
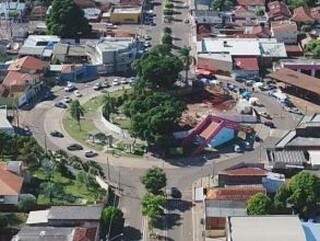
[154,213,182,230]
[163,152,219,167]
[123,226,142,241]
[166,199,192,212]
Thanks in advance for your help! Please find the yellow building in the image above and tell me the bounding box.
[110,6,142,24]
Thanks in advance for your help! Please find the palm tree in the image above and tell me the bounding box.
[70,100,84,130]
[179,46,195,86]
[102,94,116,121]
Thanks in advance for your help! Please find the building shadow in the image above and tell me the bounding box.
[123,226,142,241]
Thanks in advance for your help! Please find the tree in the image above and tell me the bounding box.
[18,195,36,212]
[163,27,172,35]
[40,182,64,203]
[211,0,233,11]
[179,46,194,85]
[142,194,166,230]
[287,0,317,8]
[247,193,273,215]
[46,0,91,38]
[134,46,183,90]
[100,207,124,241]
[165,2,174,8]
[274,172,320,219]
[162,33,173,47]
[102,94,117,121]
[305,39,320,58]
[70,100,84,130]
[0,214,8,231]
[142,167,167,194]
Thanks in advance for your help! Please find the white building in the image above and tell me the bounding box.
[83,8,101,21]
[0,1,26,20]
[86,37,139,74]
[0,106,14,135]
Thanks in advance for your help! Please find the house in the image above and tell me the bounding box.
[0,106,14,135]
[0,56,48,107]
[0,0,26,20]
[192,10,232,25]
[233,57,260,78]
[285,44,303,57]
[86,37,139,74]
[226,216,307,241]
[197,54,233,76]
[236,0,265,12]
[52,43,88,64]
[0,163,23,205]
[267,1,291,21]
[277,58,320,77]
[182,115,239,155]
[243,24,271,38]
[292,6,315,25]
[19,35,61,59]
[271,21,298,44]
[109,6,142,24]
[11,226,97,241]
[232,6,261,26]
[29,6,47,20]
[83,8,101,21]
[204,185,265,238]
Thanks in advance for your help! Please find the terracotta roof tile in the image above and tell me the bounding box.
[220,167,268,176]
[234,57,259,71]
[292,6,315,23]
[237,0,265,6]
[73,227,97,241]
[2,71,33,92]
[267,1,291,20]
[0,164,23,196]
[8,56,47,72]
[271,21,297,33]
[199,120,221,140]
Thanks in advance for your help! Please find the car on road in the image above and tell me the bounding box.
[112,79,120,86]
[74,90,82,97]
[84,150,98,158]
[144,35,152,41]
[50,130,64,138]
[259,111,272,119]
[67,143,83,151]
[64,83,77,92]
[120,79,128,84]
[166,187,182,199]
[93,82,102,91]
[264,121,275,128]
[64,96,72,103]
[54,102,67,109]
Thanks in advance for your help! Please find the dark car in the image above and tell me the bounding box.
[264,121,275,128]
[54,102,67,109]
[67,143,83,151]
[84,150,98,158]
[166,187,182,199]
[50,131,64,138]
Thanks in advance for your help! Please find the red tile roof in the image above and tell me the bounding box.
[2,71,33,92]
[292,6,315,23]
[271,21,297,33]
[237,0,265,6]
[234,57,259,71]
[0,164,23,196]
[267,1,291,20]
[310,7,320,20]
[200,120,221,140]
[220,167,268,176]
[8,56,47,72]
[73,227,97,241]
[206,185,266,201]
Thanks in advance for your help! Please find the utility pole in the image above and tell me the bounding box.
[107,156,111,181]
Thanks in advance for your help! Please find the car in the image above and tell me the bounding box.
[234,144,243,153]
[74,90,82,97]
[227,83,235,91]
[50,130,64,138]
[64,96,72,103]
[93,83,102,90]
[84,150,98,158]
[144,41,152,48]
[259,111,272,119]
[67,143,83,151]
[245,80,254,87]
[64,83,77,92]
[112,79,120,86]
[184,18,190,23]
[264,121,275,128]
[120,79,128,84]
[254,135,262,142]
[166,187,182,198]
[144,35,152,41]
[150,22,156,26]
[54,102,67,108]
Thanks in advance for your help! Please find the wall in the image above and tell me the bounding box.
[4,195,19,205]
[209,127,234,147]
[100,110,130,139]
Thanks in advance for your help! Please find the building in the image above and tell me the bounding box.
[0,56,48,107]
[267,1,291,21]
[292,6,315,25]
[83,8,101,21]
[58,64,98,82]
[0,163,23,205]
[52,43,88,64]
[271,21,298,44]
[192,10,232,25]
[302,222,320,241]
[233,57,260,78]
[226,216,307,241]
[86,37,139,74]
[0,0,26,20]
[19,35,61,59]
[277,58,320,77]
[0,106,14,135]
[197,54,233,76]
[236,0,265,12]
[109,6,142,24]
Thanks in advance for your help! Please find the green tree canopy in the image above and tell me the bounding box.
[163,27,172,35]
[70,100,84,130]
[142,167,167,194]
[18,195,37,212]
[142,193,166,228]
[211,0,233,11]
[274,172,320,219]
[286,0,317,8]
[0,214,8,231]
[246,193,273,215]
[100,207,124,241]
[305,39,320,58]
[179,46,194,85]
[134,46,183,90]
[162,33,173,47]
[124,92,185,144]
[46,0,91,38]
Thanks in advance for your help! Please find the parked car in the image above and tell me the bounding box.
[120,78,128,84]
[166,187,182,198]
[93,83,102,90]
[50,130,64,138]
[264,121,275,128]
[67,143,83,151]
[144,35,152,41]
[54,102,67,109]
[64,96,72,103]
[234,144,243,153]
[64,83,77,92]
[112,79,120,86]
[84,150,98,158]
[74,90,82,97]
[259,111,272,120]
[184,18,189,23]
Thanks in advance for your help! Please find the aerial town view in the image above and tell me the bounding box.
[1,0,320,240]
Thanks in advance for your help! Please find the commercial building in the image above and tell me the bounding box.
[109,6,142,24]
[86,37,139,74]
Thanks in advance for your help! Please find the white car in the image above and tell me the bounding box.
[74,90,82,97]
[64,96,72,103]
[120,79,128,84]
[112,79,120,86]
[144,35,152,41]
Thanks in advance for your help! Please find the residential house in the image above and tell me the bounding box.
[233,57,260,78]
[197,54,233,76]
[292,6,315,25]
[271,21,298,44]
[29,6,47,20]
[236,0,265,12]
[19,35,61,60]
[192,10,232,25]
[11,226,97,241]
[226,216,307,241]
[0,56,48,107]
[83,8,101,21]
[302,222,320,241]
[86,37,139,74]
[285,44,303,57]
[0,163,23,205]
[232,6,261,26]
[277,58,320,77]
[267,1,291,21]
[243,24,271,38]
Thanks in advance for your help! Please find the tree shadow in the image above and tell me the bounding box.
[123,226,142,241]
[154,213,182,230]
[166,199,192,212]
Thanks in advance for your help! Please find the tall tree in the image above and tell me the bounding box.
[142,167,167,194]
[70,100,84,130]
[142,193,166,230]
[100,207,124,241]
[247,193,273,215]
[179,46,194,86]
[46,0,91,38]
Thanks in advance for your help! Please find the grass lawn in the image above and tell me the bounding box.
[33,168,98,205]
